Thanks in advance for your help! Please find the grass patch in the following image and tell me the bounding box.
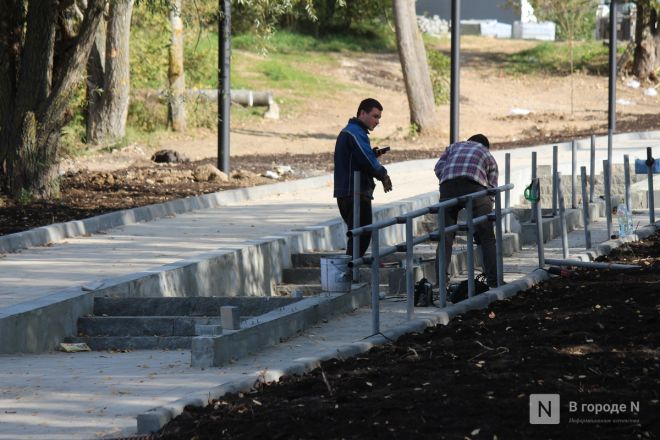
[233,29,397,54]
[506,40,626,75]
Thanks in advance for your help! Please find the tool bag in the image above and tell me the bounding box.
[414,278,434,307]
[447,274,489,303]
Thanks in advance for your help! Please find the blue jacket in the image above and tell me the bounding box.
[333,118,388,199]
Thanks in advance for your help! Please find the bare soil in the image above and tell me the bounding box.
[1,36,658,236]
[151,233,660,440]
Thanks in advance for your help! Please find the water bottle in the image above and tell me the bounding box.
[616,201,632,237]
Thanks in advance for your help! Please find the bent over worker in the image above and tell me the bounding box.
[434,133,499,288]
[334,98,393,258]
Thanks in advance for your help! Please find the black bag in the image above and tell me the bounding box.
[447,274,489,303]
[414,278,434,307]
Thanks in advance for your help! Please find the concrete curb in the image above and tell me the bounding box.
[190,284,371,368]
[136,220,660,434]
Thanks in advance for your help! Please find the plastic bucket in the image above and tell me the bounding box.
[320,256,352,292]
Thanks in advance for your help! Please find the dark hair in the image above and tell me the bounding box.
[468,133,490,148]
[356,98,383,117]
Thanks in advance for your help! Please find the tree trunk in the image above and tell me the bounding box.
[0,0,106,199]
[392,0,440,133]
[633,1,659,81]
[167,0,187,132]
[86,16,107,143]
[87,0,134,145]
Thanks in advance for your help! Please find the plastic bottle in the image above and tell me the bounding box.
[616,200,633,237]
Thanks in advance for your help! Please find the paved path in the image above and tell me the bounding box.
[0,133,659,439]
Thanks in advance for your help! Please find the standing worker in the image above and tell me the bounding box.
[334,98,393,258]
[434,134,499,288]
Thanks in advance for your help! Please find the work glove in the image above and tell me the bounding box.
[382,175,393,193]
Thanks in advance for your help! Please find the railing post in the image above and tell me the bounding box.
[494,189,504,286]
[624,154,631,212]
[505,153,511,232]
[405,217,414,321]
[557,172,569,259]
[552,145,558,216]
[647,147,656,224]
[352,171,360,282]
[581,166,592,249]
[370,228,380,335]
[437,206,448,307]
[531,151,538,223]
[532,178,545,268]
[589,134,596,203]
[604,160,613,238]
[571,140,577,209]
[465,197,475,298]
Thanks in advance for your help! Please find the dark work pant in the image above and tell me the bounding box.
[337,196,372,258]
[436,177,497,286]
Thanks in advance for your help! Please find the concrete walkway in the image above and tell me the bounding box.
[1,132,659,439]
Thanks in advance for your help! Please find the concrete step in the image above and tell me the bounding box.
[274,284,323,297]
[64,335,192,351]
[93,296,299,317]
[282,265,413,285]
[77,316,225,337]
[291,252,406,268]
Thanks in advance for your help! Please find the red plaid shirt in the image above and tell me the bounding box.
[434,140,498,188]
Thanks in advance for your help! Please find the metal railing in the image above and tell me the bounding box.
[348,181,514,334]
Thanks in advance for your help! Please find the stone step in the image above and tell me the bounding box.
[93,296,298,317]
[64,335,192,351]
[282,265,414,285]
[77,316,225,337]
[274,284,323,297]
[291,252,406,268]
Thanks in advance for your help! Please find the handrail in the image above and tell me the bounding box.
[348,183,514,334]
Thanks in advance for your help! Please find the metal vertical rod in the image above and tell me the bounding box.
[532,178,545,268]
[581,166,592,249]
[352,171,360,282]
[624,154,631,211]
[370,230,380,335]
[607,131,613,207]
[608,0,617,134]
[531,151,538,223]
[465,198,475,298]
[552,145,558,216]
[450,0,461,143]
[604,160,613,238]
[557,172,569,259]
[437,207,447,307]
[405,218,414,321]
[589,134,596,203]
[571,140,577,209]
[504,153,511,232]
[647,147,656,223]
[494,190,504,286]
[217,0,231,173]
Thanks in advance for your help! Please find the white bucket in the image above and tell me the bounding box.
[320,256,352,292]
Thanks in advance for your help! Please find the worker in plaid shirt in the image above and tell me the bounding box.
[434,134,499,288]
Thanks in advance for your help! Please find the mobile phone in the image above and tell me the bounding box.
[377,146,391,155]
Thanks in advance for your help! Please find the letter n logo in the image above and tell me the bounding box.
[529,394,560,424]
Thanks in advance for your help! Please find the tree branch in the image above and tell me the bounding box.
[37,0,107,138]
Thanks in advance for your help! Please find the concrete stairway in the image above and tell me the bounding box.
[65,297,300,351]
